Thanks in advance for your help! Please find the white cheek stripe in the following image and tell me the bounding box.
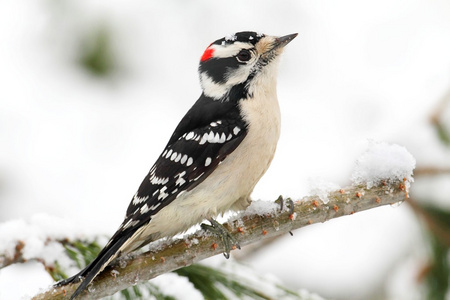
[200,72,228,99]
[210,42,253,59]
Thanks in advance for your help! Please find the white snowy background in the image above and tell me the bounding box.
[1,0,450,299]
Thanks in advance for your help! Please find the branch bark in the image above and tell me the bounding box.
[33,181,408,300]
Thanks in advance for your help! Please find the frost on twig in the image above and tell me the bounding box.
[32,181,411,299]
[0,214,106,280]
[15,142,414,299]
[351,141,415,189]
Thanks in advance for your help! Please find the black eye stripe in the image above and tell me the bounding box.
[199,56,239,83]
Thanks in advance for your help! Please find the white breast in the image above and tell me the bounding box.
[138,60,282,239]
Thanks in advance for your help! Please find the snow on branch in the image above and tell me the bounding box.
[32,184,411,299]
[0,214,107,276]
[14,141,413,299]
[351,141,415,188]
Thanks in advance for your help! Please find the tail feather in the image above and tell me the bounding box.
[54,272,83,287]
[60,231,135,300]
[54,257,94,288]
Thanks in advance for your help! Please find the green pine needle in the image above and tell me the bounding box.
[425,233,449,300]
[53,239,305,300]
[175,263,297,300]
[78,26,116,77]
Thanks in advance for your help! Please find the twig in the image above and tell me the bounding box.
[406,198,450,247]
[430,88,450,126]
[0,241,26,269]
[429,88,450,146]
[414,167,450,176]
[33,180,408,300]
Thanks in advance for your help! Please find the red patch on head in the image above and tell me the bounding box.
[200,46,214,62]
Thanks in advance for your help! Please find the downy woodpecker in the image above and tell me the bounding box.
[58,31,297,299]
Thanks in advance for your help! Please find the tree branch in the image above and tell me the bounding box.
[0,240,26,269]
[33,180,408,300]
[414,167,450,176]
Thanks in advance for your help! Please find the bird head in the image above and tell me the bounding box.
[198,31,297,101]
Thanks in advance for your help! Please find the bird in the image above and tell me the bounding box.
[57,31,297,299]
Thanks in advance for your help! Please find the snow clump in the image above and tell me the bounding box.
[351,141,416,189]
[0,213,106,271]
[225,33,237,42]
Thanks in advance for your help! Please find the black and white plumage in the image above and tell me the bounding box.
[59,31,297,299]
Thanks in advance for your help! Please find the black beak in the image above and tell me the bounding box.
[273,33,298,49]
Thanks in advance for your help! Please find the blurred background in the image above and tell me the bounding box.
[1,0,450,299]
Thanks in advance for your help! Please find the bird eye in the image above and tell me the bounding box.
[236,50,251,62]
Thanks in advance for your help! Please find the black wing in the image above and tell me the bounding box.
[61,94,248,299]
[124,94,247,226]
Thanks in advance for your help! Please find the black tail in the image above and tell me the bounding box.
[56,231,135,299]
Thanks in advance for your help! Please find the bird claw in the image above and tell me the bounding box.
[201,218,240,259]
[276,196,294,237]
[276,196,294,215]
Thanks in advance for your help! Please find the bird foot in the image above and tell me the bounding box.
[276,195,294,215]
[201,218,240,259]
[275,196,294,236]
